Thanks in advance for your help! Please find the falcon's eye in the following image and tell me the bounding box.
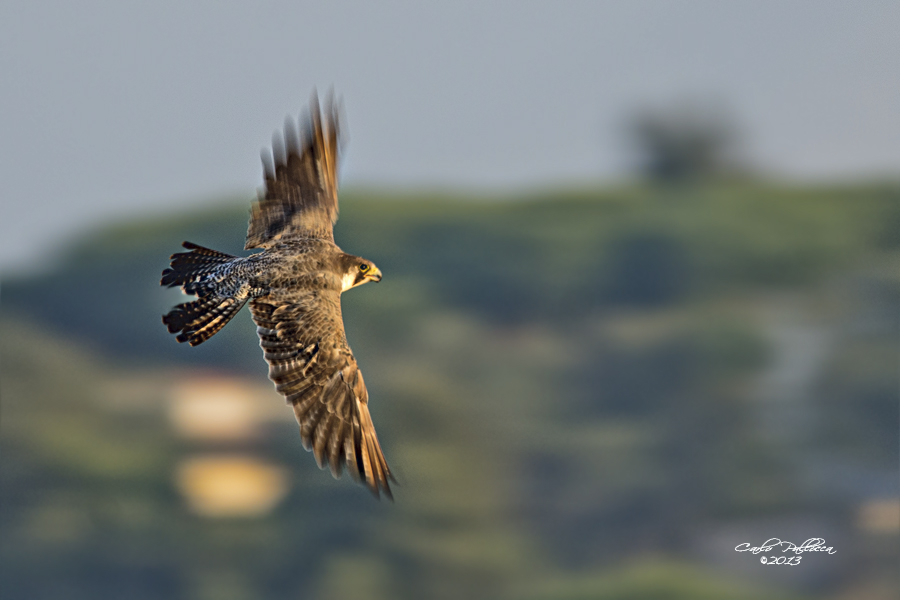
[359,264,369,272]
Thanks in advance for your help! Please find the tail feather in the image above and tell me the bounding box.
[161,241,235,290]
[161,241,245,346]
[163,296,246,346]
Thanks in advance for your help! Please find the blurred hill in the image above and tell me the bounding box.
[4,184,898,367]
[2,183,898,599]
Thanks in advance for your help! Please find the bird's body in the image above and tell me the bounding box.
[161,94,393,498]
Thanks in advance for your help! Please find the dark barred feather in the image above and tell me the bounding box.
[160,241,247,346]
[246,91,342,249]
[251,299,394,499]
[161,241,235,290]
[162,295,246,346]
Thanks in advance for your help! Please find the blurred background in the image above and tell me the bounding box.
[1,2,898,599]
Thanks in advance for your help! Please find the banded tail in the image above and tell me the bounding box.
[161,242,245,346]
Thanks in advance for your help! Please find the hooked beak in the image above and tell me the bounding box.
[367,267,383,282]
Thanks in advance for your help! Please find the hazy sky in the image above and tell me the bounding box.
[2,1,898,271]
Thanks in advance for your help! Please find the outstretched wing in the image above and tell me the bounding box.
[250,295,393,499]
[246,93,342,249]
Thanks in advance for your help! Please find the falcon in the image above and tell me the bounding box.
[160,93,394,498]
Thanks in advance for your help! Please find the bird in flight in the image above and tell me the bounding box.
[161,93,394,499]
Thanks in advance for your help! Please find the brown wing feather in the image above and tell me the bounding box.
[246,92,341,249]
[250,296,393,499]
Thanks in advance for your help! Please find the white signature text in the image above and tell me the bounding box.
[734,538,836,566]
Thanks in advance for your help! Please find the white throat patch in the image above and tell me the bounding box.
[341,271,359,292]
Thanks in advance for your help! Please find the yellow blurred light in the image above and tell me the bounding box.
[176,455,289,518]
[167,375,290,441]
[858,499,900,534]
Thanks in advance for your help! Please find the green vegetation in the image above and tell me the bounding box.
[2,182,897,599]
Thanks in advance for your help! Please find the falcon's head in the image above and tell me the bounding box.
[339,255,382,292]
